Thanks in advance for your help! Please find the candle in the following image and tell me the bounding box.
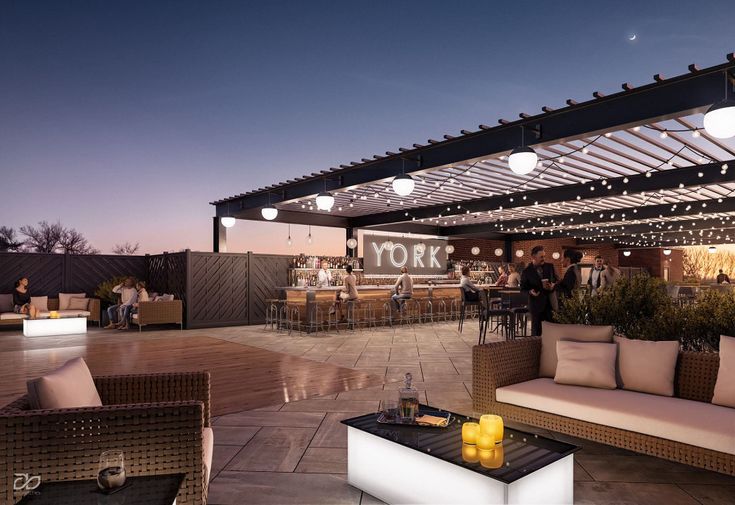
[479,445,504,469]
[461,422,480,445]
[479,414,504,444]
[476,432,494,451]
[461,443,479,463]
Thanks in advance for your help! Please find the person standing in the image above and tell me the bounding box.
[105,277,137,328]
[717,269,731,284]
[587,256,605,296]
[556,249,582,302]
[601,259,621,291]
[317,260,332,288]
[506,263,521,288]
[392,266,413,310]
[520,246,558,336]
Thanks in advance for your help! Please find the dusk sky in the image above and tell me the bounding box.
[2,1,735,255]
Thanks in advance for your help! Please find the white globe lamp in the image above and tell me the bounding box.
[703,99,735,139]
[315,191,335,211]
[623,250,632,257]
[515,249,524,258]
[708,246,717,254]
[494,248,504,257]
[220,217,236,228]
[261,206,278,221]
[392,174,415,196]
[508,146,538,175]
[471,246,480,256]
[445,244,455,254]
[346,238,358,249]
[662,248,672,256]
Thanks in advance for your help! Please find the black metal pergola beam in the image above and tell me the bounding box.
[351,159,735,227]
[215,61,735,221]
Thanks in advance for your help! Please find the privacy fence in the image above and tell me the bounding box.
[0,251,289,328]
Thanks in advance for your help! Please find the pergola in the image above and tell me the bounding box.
[211,55,735,253]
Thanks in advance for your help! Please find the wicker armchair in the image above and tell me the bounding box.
[132,300,183,331]
[473,339,734,476]
[0,371,211,504]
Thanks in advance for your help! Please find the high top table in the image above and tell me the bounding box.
[342,405,579,505]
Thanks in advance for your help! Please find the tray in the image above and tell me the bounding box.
[377,409,454,428]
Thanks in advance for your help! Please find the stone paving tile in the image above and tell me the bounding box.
[215,411,325,427]
[679,483,735,504]
[295,447,347,474]
[210,445,242,481]
[224,426,316,472]
[310,412,365,448]
[280,399,380,413]
[573,482,701,505]
[212,426,261,446]
[209,471,361,505]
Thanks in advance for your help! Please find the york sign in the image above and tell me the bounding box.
[363,235,448,276]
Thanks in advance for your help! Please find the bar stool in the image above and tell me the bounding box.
[285,302,304,335]
[418,297,435,324]
[344,299,362,331]
[264,298,280,330]
[398,298,421,326]
[458,288,482,333]
[381,300,394,327]
[432,297,449,322]
[361,299,380,329]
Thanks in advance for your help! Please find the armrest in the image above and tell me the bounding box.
[472,338,541,410]
[137,300,183,324]
[87,298,101,321]
[94,371,210,426]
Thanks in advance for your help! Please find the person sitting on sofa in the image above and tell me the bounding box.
[105,277,137,329]
[13,277,39,319]
[119,281,149,330]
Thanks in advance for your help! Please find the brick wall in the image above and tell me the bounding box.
[448,238,506,261]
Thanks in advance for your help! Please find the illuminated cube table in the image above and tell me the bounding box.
[23,317,87,337]
[342,407,579,505]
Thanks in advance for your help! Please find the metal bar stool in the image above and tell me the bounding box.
[264,298,279,330]
[285,302,303,335]
[381,300,394,327]
[458,288,482,333]
[418,297,434,324]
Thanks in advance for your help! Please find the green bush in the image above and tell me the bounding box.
[95,276,128,305]
[680,289,735,351]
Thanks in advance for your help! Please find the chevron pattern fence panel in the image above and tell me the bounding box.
[68,254,147,295]
[248,254,290,325]
[187,252,249,328]
[0,253,64,297]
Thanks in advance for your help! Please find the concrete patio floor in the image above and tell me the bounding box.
[203,321,735,505]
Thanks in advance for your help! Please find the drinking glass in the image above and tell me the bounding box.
[380,399,399,421]
[97,451,126,491]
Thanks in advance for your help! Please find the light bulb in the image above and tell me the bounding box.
[663,248,672,256]
[508,146,537,175]
[307,234,313,244]
[261,206,278,220]
[704,99,735,139]
[623,250,632,257]
[445,244,455,254]
[392,174,415,196]
[220,217,236,228]
[315,192,335,210]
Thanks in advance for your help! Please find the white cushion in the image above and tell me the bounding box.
[496,378,735,455]
[132,313,139,320]
[0,293,13,313]
[713,335,735,408]
[30,296,48,312]
[554,341,617,389]
[615,336,680,396]
[26,357,102,410]
[539,321,614,377]
[0,313,28,320]
[58,293,86,310]
[203,427,214,482]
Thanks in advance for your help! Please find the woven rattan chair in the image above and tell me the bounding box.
[0,371,211,504]
[473,338,735,476]
[131,300,183,331]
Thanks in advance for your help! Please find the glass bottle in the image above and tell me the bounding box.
[398,372,419,424]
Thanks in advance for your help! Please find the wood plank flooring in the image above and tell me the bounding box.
[0,331,383,415]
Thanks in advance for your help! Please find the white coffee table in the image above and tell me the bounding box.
[23,317,88,337]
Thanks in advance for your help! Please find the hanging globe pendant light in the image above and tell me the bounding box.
[261,206,278,220]
[392,173,415,196]
[704,99,735,139]
[508,146,538,175]
[315,191,334,211]
[220,217,236,228]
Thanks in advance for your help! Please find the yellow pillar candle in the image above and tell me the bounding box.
[461,443,479,463]
[476,432,494,451]
[461,422,480,445]
[479,445,504,469]
[479,414,504,444]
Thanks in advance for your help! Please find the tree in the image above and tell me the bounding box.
[0,226,23,251]
[59,227,99,254]
[113,242,140,255]
[20,221,62,253]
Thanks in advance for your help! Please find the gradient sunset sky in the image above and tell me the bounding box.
[2,1,735,255]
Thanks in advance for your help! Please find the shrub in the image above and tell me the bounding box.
[95,276,128,305]
[680,289,735,351]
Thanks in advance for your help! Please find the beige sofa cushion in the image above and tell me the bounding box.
[539,321,614,377]
[203,427,214,482]
[713,335,735,408]
[26,357,102,410]
[68,297,89,310]
[0,293,13,313]
[30,296,49,312]
[0,312,28,320]
[615,336,680,396]
[554,341,617,389]
[496,378,735,455]
[59,292,86,310]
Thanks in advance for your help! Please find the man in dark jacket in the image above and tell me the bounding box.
[520,245,558,336]
[717,269,731,284]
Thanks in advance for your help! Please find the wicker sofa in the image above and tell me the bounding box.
[0,371,211,504]
[0,297,101,327]
[131,299,183,331]
[473,337,735,476]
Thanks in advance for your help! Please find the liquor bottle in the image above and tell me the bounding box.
[398,372,419,424]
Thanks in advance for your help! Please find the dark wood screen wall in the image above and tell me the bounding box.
[0,251,288,328]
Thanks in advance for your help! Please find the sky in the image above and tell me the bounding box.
[1,0,735,255]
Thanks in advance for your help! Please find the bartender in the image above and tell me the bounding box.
[317,260,332,287]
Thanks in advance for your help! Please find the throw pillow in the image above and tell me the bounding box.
[713,335,735,408]
[68,297,89,311]
[0,293,13,313]
[539,321,614,377]
[26,357,102,410]
[58,292,86,310]
[30,296,49,312]
[554,341,618,389]
[615,336,680,396]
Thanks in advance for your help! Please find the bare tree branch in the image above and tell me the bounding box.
[112,242,140,255]
[0,226,23,251]
[20,221,62,253]
[59,227,99,254]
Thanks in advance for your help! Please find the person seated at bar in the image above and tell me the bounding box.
[460,265,480,301]
[506,263,521,288]
[717,269,731,284]
[335,265,359,320]
[13,277,39,319]
[317,260,332,287]
[119,281,149,330]
[392,266,413,310]
[495,265,508,287]
[105,277,137,329]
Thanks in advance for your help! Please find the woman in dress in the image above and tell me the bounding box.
[13,277,39,319]
[506,263,521,288]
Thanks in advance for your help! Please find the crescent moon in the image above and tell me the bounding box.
[629,34,637,41]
